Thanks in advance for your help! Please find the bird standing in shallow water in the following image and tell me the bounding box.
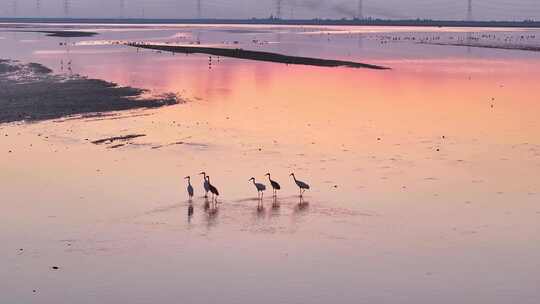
[290,173,310,197]
[249,177,266,201]
[199,172,210,198]
[206,175,219,207]
[265,173,281,197]
[185,176,194,200]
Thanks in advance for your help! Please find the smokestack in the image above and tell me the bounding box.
[36,0,41,16]
[197,0,202,19]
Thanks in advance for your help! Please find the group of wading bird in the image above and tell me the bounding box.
[184,172,310,208]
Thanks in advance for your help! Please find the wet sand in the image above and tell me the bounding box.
[0,59,179,123]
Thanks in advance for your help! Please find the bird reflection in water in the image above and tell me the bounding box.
[296,196,310,212]
[271,196,280,209]
[187,203,194,223]
[203,196,211,211]
[257,204,265,216]
[205,205,219,228]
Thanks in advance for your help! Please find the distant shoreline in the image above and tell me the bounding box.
[1,18,540,28]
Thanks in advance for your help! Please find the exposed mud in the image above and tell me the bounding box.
[127,43,390,70]
[0,59,181,124]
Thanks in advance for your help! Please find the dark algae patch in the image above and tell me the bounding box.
[0,60,180,124]
[92,134,147,145]
[128,43,390,70]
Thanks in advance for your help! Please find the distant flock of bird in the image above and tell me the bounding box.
[184,172,310,206]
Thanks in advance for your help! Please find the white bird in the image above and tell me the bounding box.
[249,177,266,200]
[265,173,281,197]
[185,176,194,200]
[199,171,210,198]
[290,173,310,197]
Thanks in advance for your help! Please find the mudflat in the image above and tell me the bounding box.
[0,59,179,124]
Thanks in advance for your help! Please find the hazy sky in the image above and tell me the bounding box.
[2,0,540,21]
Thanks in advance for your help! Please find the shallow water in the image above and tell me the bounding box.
[1,24,540,304]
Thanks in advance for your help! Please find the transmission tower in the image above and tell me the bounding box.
[467,0,473,21]
[357,0,363,19]
[276,0,283,19]
[63,0,71,17]
[11,0,17,17]
[120,0,125,18]
[36,0,41,16]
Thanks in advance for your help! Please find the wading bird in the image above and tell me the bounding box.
[185,176,194,200]
[206,175,219,204]
[199,172,210,198]
[249,177,266,200]
[265,173,281,197]
[290,173,310,197]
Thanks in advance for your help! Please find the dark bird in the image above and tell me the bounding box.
[206,175,219,203]
[290,173,310,197]
[199,171,210,198]
[185,176,194,199]
[265,173,281,197]
[249,177,266,200]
